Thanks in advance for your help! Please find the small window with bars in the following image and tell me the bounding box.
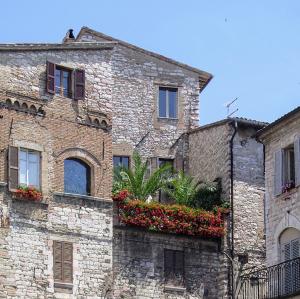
[164,249,184,286]
[53,241,73,284]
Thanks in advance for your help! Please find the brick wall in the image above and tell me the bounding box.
[0,47,113,298]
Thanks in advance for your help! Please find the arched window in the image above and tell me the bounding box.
[64,158,91,195]
[280,228,300,261]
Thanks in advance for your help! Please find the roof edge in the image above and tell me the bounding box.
[77,26,213,92]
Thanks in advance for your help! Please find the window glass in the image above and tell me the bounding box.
[63,71,70,97]
[113,156,129,169]
[168,89,177,118]
[64,158,91,195]
[159,88,167,117]
[55,69,61,93]
[19,149,40,188]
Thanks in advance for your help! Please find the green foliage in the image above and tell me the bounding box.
[163,170,200,206]
[191,179,228,211]
[113,152,172,200]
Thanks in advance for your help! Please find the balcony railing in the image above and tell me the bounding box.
[237,257,300,299]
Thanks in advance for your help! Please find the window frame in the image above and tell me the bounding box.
[53,240,73,285]
[64,157,91,196]
[54,65,72,98]
[113,155,130,169]
[164,249,185,286]
[158,86,178,119]
[19,148,41,190]
[283,145,295,185]
[158,158,174,203]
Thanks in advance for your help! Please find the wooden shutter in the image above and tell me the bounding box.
[294,138,300,186]
[53,241,63,281]
[74,69,85,100]
[274,149,283,196]
[63,242,73,283]
[164,249,173,275]
[8,146,19,190]
[53,241,73,283]
[46,61,55,94]
[175,251,184,275]
[292,239,300,259]
[284,243,291,261]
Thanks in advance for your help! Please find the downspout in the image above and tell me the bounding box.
[229,120,238,298]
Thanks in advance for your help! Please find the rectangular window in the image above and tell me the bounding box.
[46,61,85,100]
[113,156,129,169]
[283,145,295,185]
[158,87,178,119]
[55,66,72,97]
[164,249,184,286]
[19,148,40,189]
[159,159,174,204]
[53,241,73,284]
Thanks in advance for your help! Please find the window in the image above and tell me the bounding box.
[274,140,300,196]
[159,159,174,204]
[55,66,71,97]
[46,61,85,100]
[283,145,295,187]
[158,87,178,119]
[64,158,91,195]
[113,156,129,169]
[53,241,73,284]
[164,249,184,286]
[19,149,40,189]
[8,146,40,190]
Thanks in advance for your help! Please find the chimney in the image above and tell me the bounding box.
[62,29,75,44]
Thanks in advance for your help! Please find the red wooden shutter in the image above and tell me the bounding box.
[74,69,85,100]
[53,241,63,281]
[46,61,55,94]
[63,242,73,283]
[8,146,19,190]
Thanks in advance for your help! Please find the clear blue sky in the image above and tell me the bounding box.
[1,0,299,125]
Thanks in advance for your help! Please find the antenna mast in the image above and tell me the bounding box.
[225,97,238,118]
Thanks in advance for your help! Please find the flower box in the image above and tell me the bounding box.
[113,190,226,238]
[12,186,42,202]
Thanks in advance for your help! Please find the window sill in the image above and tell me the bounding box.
[164,285,186,293]
[54,282,73,294]
[277,186,299,200]
[157,117,178,121]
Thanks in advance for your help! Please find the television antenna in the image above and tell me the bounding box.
[225,97,238,118]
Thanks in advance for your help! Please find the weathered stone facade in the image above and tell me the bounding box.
[0,27,229,299]
[188,118,266,295]
[0,44,114,298]
[258,107,300,266]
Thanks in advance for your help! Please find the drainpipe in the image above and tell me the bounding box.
[229,120,238,299]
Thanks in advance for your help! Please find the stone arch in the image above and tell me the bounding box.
[272,213,300,262]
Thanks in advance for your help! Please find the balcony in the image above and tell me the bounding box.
[237,257,300,299]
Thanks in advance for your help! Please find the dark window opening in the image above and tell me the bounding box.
[113,156,129,169]
[283,145,295,190]
[64,158,91,195]
[55,66,72,98]
[164,249,184,286]
[158,87,178,119]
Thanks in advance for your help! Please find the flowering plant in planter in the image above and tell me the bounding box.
[12,185,42,202]
[113,190,226,238]
[282,181,295,193]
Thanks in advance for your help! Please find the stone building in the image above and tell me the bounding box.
[188,118,267,294]
[0,27,232,299]
[246,107,300,299]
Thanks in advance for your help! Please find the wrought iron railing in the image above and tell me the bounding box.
[237,257,300,299]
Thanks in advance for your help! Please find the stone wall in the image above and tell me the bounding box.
[260,111,300,266]
[0,46,114,298]
[112,227,225,299]
[77,30,203,162]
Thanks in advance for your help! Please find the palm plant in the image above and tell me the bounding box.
[163,170,200,206]
[113,152,172,200]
